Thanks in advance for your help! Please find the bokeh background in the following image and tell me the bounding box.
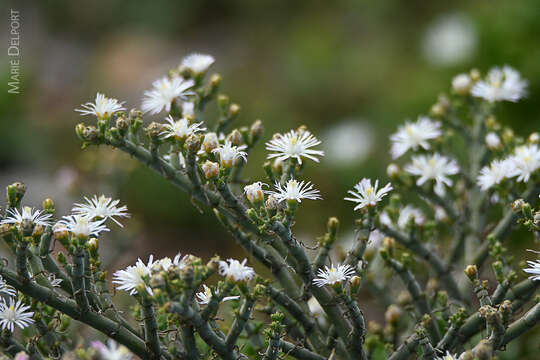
[1,1,539,357]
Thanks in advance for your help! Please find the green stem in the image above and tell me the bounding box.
[141,296,161,360]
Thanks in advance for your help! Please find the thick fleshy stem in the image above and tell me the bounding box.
[72,244,90,314]
[141,295,161,360]
[387,332,420,360]
[338,290,367,360]
[501,301,540,347]
[279,340,326,360]
[38,230,73,294]
[225,295,257,349]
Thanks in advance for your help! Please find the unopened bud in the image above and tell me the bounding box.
[210,74,222,89]
[511,199,527,213]
[202,133,219,153]
[87,238,98,253]
[228,129,243,146]
[202,161,219,180]
[485,132,501,150]
[6,182,26,208]
[244,182,266,205]
[146,122,163,141]
[452,73,472,95]
[116,117,128,131]
[185,134,201,153]
[430,103,445,117]
[75,123,86,140]
[469,68,481,81]
[42,198,55,214]
[250,120,264,141]
[386,163,400,178]
[528,132,539,144]
[502,128,514,143]
[53,223,69,245]
[464,265,478,280]
[350,275,361,294]
[229,103,240,118]
[327,217,339,238]
[217,94,230,111]
[385,304,402,325]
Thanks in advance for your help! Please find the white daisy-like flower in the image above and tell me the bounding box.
[523,259,540,281]
[476,159,513,191]
[313,263,355,287]
[404,153,459,196]
[112,256,155,296]
[218,258,255,282]
[46,273,63,288]
[57,215,109,238]
[266,178,322,203]
[141,76,195,115]
[485,132,501,150]
[390,116,442,159]
[212,140,247,168]
[152,253,187,272]
[91,339,132,360]
[1,206,52,227]
[160,116,206,141]
[75,93,125,120]
[435,351,458,360]
[507,144,540,182]
[0,298,34,332]
[344,178,392,210]
[196,284,240,305]
[181,53,215,74]
[244,182,267,204]
[72,195,130,227]
[182,102,195,117]
[307,297,324,317]
[0,276,16,297]
[471,65,528,103]
[396,205,425,229]
[265,130,324,164]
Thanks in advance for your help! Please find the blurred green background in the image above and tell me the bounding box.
[1,0,539,356]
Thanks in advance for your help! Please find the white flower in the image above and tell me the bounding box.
[196,284,240,305]
[507,144,540,182]
[265,130,324,164]
[452,73,472,94]
[47,273,63,288]
[181,53,215,74]
[75,93,125,120]
[72,195,130,227]
[471,65,527,102]
[152,253,187,272]
[161,116,206,141]
[1,206,52,227]
[212,140,247,168]
[58,215,109,238]
[112,256,155,296]
[313,263,355,287]
[0,276,16,297]
[523,259,540,281]
[397,205,425,229]
[477,159,513,191]
[141,76,195,115]
[202,132,219,153]
[91,339,132,360]
[0,298,34,332]
[435,351,458,360]
[344,178,392,210]
[405,153,459,196]
[266,178,322,203]
[390,116,441,159]
[485,132,501,150]
[218,258,255,282]
[244,182,267,204]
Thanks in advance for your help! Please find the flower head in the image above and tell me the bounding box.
[152,253,187,272]
[91,339,132,360]
[58,215,109,238]
[266,178,322,203]
[72,195,130,227]
[212,140,247,168]
[451,73,472,94]
[471,65,527,102]
[523,259,540,281]
[396,205,425,229]
[435,351,459,360]
[477,159,513,191]
[390,116,441,159]
[244,182,267,204]
[0,276,16,297]
[0,298,34,332]
[196,284,240,305]
[485,132,501,150]
[507,144,540,182]
[160,116,206,141]
[142,76,195,115]
[1,206,52,227]
[405,153,459,196]
[75,93,125,120]
[266,129,324,164]
[112,256,155,296]
[344,178,392,210]
[181,53,215,74]
[313,264,355,287]
[218,258,255,282]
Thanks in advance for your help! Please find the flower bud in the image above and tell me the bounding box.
[485,132,501,150]
[327,217,339,239]
[146,122,163,141]
[511,199,527,213]
[217,94,230,111]
[452,73,472,95]
[385,304,402,325]
[202,161,219,180]
[32,224,44,239]
[42,198,55,214]
[250,120,264,141]
[6,182,26,209]
[528,132,539,144]
[229,103,240,118]
[210,73,222,89]
[350,275,361,294]
[502,128,514,143]
[185,134,201,153]
[430,103,445,117]
[386,163,400,178]
[202,133,219,153]
[244,182,266,205]
[53,222,69,246]
[470,68,481,81]
[464,264,478,280]
[87,237,98,254]
[116,116,128,131]
[228,129,243,146]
